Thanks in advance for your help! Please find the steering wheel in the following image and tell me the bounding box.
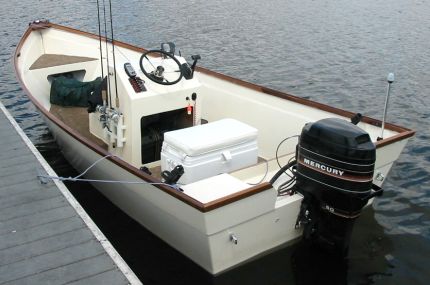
[139,50,183,85]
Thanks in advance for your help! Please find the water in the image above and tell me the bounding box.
[1,0,429,284]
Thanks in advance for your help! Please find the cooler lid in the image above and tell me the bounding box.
[163,118,258,156]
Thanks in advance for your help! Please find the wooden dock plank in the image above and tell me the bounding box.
[0,159,41,176]
[0,170,46,188]
[65,269,130,285]
[0,184,61,209]
[0,240,106,283]
[0,180,52,199]
[0,153,34,168]
[2,256,125,285]
[0,141,29,154]
[0,133,23,146]
[0,195,68,222]
[0,102,141,284]
[0,216,85,250]
[0,227,94,267]
[0,167,43,187]
[0,206,76,235]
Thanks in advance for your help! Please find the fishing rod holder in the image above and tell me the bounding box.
[95,106,126,148]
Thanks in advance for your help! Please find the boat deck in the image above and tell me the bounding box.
[0,102,140,284]
[49,105,108,149]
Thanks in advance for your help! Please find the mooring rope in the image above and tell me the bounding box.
[37,154,181,191]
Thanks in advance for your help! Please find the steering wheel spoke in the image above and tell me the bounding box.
[143,55,157,70]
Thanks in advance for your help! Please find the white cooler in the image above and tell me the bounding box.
[161,118,258,184]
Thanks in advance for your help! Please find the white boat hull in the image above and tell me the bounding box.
[15,23,414,275]
[45,112,409,274]
[45,115,305,274]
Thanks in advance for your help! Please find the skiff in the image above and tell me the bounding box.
[14,21,414,274]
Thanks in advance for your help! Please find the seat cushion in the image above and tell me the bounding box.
[163,118,258,156]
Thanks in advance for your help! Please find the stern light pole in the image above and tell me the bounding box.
[378,73,395,140]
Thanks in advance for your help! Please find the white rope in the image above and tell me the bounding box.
[37,174,180,190]
[74,154,115,179]
[37,154,181,190]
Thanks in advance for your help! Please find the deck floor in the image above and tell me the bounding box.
[0,103,139,284]
[49,105,108,149]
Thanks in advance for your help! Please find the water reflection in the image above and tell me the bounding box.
[289,207,392,285]
[292,241,348,285]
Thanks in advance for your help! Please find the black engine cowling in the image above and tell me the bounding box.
[291,118,378,256]
[296,118,376,216]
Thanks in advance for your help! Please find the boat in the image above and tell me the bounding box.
[14,20,414,275]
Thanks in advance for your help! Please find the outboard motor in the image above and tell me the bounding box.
[272,118,382,257]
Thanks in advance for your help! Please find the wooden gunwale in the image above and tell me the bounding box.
[14,22,415,213]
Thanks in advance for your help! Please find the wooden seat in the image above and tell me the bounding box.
[29,54,97,70]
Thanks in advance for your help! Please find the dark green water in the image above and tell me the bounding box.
[0,1,429,284]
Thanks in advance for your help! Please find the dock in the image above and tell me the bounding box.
[0,101,142,285]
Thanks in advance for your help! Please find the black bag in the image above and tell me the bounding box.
[50,76,102,107]
[87,76,107,113]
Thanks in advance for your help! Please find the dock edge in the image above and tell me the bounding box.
[0,101,142,285]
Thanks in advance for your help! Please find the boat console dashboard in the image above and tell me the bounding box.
[89,44,204,167]
[124,62,146,93]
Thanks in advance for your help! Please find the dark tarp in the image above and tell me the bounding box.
[87,76,107,113]
[50,76,102,107]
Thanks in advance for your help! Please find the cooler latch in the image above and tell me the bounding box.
[222,151,232,162]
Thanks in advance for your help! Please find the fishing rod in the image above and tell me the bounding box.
[108,0,120,108]
[96,0,106,107]
[101,0,112,109]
